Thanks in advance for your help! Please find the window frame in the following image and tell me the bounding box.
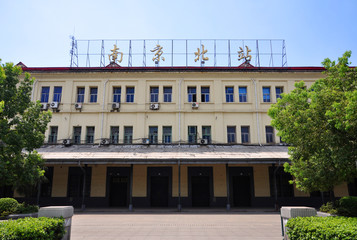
[110,126,119,144]
[77,87,85,103]
[53,86,62,102]
[149,126,158,144]
[201,86,210,102]
[41,87,50,103]
[162,126,172,144]
[86,126,95,144]
[150,87,159,103]
[126,87,135,103]
[239,86,247,102]
[265,126,274,143]
[202,126,211,143]
[113,87,121,103]
[73,126,82,144]
[187,87,197,102]
[89,87,98,103]
[263,87,271,103]
[48,126,58,144]
[227,126,236,144]
[276,87,283,101]
[188,126,197,144]
[163,86,172,102]
[124,126,133,144]
[225,86,234,103]
[241,126,250,143]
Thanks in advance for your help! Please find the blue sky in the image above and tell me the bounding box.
[1,0,356,67]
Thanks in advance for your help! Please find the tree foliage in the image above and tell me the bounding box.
[0,60,51,193]
[268,51,357,193]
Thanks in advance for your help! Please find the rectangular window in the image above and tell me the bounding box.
[86,127,95,144]
[263,87,271,102]
[227,126,236,143]
[67,167,91,198]
[73,127,81,144]
[90,87,98,103]
[124,126,133,144]
[188,126,197,144]
[53,86,62,102]
[77,87,85,103]
[126,87,135,103]
[239,87,247,102]
[113,87,121,103]
[241,126,250,143]
[150,87,159,103]
[163,87,172,102]
[188,87,197,102]
[202,126,211,143]
[41,87,50,103]
[276,87,283,100]
[266,126,274,143]
[110,126,119,144]
[48,126,58,144]
[225,87,234,102]
[269,167,294,198]
[201,87,210,102]
[149,126,158,144]
[163,126,172,144]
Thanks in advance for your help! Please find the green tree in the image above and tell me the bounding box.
[268,51,357,196]
[0,60,51,195]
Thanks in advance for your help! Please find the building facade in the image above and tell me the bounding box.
[7,64,356,209]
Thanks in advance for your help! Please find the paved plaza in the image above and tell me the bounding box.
[71,209,282,240]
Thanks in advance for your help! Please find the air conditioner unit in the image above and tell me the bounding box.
[40,103,48,110]
[62,139,71,146]
[199,139,208,145]
[100,138,110,145]
[50,102,59,109]
[192,102,199,108]
[142,138,150,144]
[150,103,159,110]
[75,103,82,110]
[112,102,120,110]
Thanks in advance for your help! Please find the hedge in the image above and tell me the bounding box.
[0,217,65,240]
[0,198,18,217]
[287,216,357,240]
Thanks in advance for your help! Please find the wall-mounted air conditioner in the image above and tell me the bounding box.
[192,102,199,109]
[150,103,160,110]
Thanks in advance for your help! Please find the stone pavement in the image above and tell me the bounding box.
[71,209,282,240]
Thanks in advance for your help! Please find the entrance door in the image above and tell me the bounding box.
[233,175,251,207]
[150,176,169,207]
[192,176,210,207]
[109,176,128,207]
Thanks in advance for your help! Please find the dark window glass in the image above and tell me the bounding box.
[150,87,159,102]
[41,87,50,103]
[202,126,211,143]
[53,87,62,102]
[113,87,121,103]
[163,126,172,144]
[225,87,234,102]
[77,87,85,103]
[239,87,247,102]
[188,87,197,102]
[269,167,294,198]
[201,87,210,102]
[126,87,135,103]
[276,87,283,100]
[263,87,271,102]
[124,126,133,144]
[149,126,158,144]
[48,126,58,144]
[188,126,197,144]
[227,126,236,143]
[86,127,95,144]
[241,126,250,143]
[110,126,119,144]
[266,126,274,143]
[90,87,98,103]
[164,87,172,102]
[40,167,54,197]
[73,127,81,144]
[67,167,91,198]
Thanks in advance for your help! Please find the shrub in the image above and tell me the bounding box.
[0,217,65,240]
[16,202,39,214]
[319,201,338,215]
[338,196,357,217]
[0,198,19,217]
[287,216,357,240]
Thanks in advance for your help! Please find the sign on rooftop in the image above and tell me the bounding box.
[70,37,287,68]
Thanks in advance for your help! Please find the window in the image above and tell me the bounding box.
[126,87,135,103]
[77,87,85,103]
[241,126,250,143]
[41,87,50,103]
[163,87,172,102]
[239,87,247,102]
[276,87,283,100]
[53,86,62,102]
[48,126,58,144]
[269,167,294,198]
[149,126,158,144]
[188,126,197,144]
[263,87,271,102]
[225,87,234,102]
[188,87,197,102]
[124,126,133,144]
[90,87,98,103]
[227,126,236,143]
[73,127,81,144]
[202,126,211,143]
[201,87,210,102]
[150,87,159,102]
[266,126,274,143]
[110,126,119,144]
[67,167,91,198]
[113,87,121,103]
[86,127,95,144]
[163,126,172,144]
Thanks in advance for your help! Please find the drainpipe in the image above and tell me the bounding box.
[31,80,38,101]
[100,80,109,139]
[78,161,86,211]
[252,79,262,146]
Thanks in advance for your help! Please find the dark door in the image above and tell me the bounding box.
[109,176,128,207]
[233,175,251,207]
[192,176,210,207]
[150,176,169,207]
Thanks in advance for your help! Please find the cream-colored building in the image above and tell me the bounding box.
[11,64,355,209]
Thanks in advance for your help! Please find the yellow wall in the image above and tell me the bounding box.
[90,165,107,197]
[253,165,270,197]
[294,186,310,197]
[52,166,68,197]
[213,165,227,197]
[334,183,349,197]
[180,165,188,197]
[132,165,147,197]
